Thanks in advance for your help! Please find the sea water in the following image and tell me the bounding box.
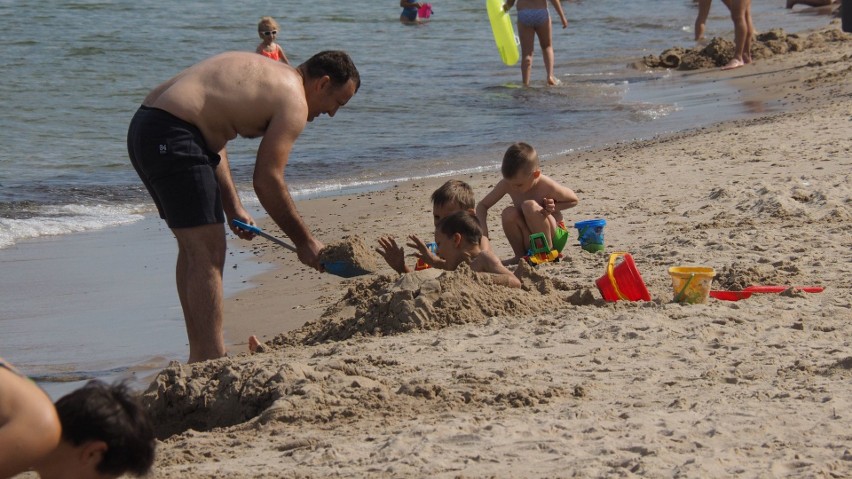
[0,0,834,396]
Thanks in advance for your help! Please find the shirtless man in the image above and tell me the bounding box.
[127,50,360,362]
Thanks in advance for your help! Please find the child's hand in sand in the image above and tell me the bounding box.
[376,236,410,274]
[407,234,446,270]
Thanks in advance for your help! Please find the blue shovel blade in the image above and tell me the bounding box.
[322,261,371,278]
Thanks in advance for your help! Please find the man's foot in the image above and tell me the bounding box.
[547,76,562,86]
[721,58,744,70]
[743,53,752,64]
[248,335,268,353]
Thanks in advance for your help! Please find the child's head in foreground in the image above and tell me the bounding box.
[35,380,155,479]
[257,16,280,42]
[435,210,483,268]
[501,142,541,193]
[431,179,476,226]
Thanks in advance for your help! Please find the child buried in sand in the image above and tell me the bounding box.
[476,142,579,265]
[376,179,495,273]
[409,211,522,288]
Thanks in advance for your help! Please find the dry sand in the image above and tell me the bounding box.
[140,27,852,478]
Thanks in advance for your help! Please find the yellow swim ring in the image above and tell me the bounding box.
[486,0,519,66]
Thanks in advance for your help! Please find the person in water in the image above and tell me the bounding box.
[503,0,568,86]
[400,0,424,24]
[255,16,290,64]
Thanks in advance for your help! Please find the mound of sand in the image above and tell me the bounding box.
[637,28,849,70]
[142,262,598,438]
[318,235,377,273]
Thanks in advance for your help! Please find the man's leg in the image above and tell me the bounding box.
[173,223,227,363]
[694,0,712,41]
[722,0,749,69]
[743,1,754,63]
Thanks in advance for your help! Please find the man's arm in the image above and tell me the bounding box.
[254,109,324,270]
[215,148,254,239]
[475,181,508,239]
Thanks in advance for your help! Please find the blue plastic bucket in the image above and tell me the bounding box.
[574,218,606,252]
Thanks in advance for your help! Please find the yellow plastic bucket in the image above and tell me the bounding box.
[668,266,716,304]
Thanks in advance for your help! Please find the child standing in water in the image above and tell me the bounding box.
[255,16,290,64]
[400,0,424,24]
[503,0,568,86]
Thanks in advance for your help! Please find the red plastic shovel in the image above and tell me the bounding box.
[710,285,824,301]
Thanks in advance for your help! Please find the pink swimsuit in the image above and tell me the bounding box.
[259,48,281,61]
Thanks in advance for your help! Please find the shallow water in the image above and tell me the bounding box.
[0,0,833,246]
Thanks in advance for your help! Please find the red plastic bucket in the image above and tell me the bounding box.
[595,252,652,302]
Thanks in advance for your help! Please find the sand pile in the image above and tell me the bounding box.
[638,28,849,70]
[273,262,582,347]
[142,263,597,438]
[318,235,377,273]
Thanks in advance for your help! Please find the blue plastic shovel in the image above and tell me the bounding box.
[232,220,370,278]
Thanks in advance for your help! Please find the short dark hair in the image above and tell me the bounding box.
[437,210,482,246]
[55,381,155,477]
[431,180,475,210]
[300,50,361,93]
[501,142,538,179]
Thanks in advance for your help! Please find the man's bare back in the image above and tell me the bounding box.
[143,52,307,153]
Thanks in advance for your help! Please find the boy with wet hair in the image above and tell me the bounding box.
[476,142,579,265]
[409,211,521,288]
[33,380,155,479]
[377,179,492,273]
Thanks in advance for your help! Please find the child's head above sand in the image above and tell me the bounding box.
[434,210,483,269]
[431,179,476,226]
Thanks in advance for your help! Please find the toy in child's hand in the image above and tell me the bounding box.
[524,232,561,265]
[414,242,437,270]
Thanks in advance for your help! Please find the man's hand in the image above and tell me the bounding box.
[376,236,410,274]
[297,237,324,271]
[227,209,256,240]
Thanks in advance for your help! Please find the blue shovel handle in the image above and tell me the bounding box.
[232,219,297,252]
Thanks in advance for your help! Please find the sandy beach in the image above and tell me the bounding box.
[63,24,852,478]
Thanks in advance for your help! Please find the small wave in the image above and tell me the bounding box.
[29,366,128,383]
[634,102,680,121]
[0,203,147,249]
[284,165,499,201]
